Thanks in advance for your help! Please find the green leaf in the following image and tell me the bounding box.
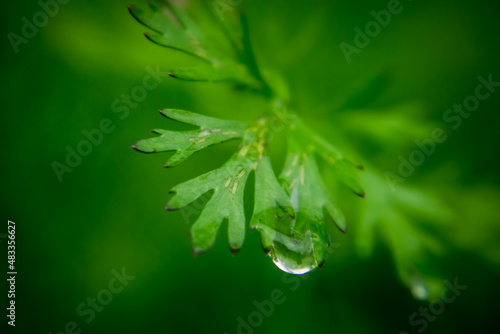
[356,170,449,300]
[293,118,365,197]
[132,109,247,167]
[250,156,295,253]
[167,153,254,254]
[277,148,346,270]
[129,2,366,276]
[334,103,436,157]
[128,1,210,61]
[135,111,295,256]
[168,62,258,86]
[133,110,363,273]
[129,1,261,88]
[143,32,209,61]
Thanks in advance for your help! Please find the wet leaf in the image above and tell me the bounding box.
[250,156,295,253]
[132,109,247,167]
[168,153,254,254]
[275,146,346,272]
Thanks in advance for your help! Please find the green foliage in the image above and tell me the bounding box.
[356,170,450,299]
[130,0,362,272]
[128,0,262,88]
[290,118,365,197]
[128,0,479,299]
[139,112,276,255]
[132,109,247,167]
[132,107,358,271]
[5,0,500,332]
[250,156,295,253]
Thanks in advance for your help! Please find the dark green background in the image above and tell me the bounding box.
[2,0,499,333]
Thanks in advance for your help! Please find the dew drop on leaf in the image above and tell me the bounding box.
[410,277,429,300]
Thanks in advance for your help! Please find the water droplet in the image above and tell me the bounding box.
[410,277,429,300]
[269,230,317,275]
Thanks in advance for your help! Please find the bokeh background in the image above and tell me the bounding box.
[2,0,500,333]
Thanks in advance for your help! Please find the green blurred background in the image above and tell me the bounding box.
[2,0,500,333]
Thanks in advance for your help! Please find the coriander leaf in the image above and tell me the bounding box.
[129,1,261,88]
[250,156,295,253]
[293,118,365,197]
[168,63,258,86]
[132,109,247,167]
[356,170,449,300]
[128,1,210,61]
[259,124,351,275]
[167,153,254,254]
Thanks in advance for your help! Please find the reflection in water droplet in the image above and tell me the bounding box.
[269,230,317,275]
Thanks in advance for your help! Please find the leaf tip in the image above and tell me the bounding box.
[158,109,169,118]
[191,242,212,257]
[352,189,366,198]
[127,4,137,15]
[131,143,147,153]
[192,249,203,257]
[261,244,271,255]
[144,32,153,41]
[164,203,177,211]
[165,197,180,210]
[165,157,182,168]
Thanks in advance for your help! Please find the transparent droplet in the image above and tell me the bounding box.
[269,230,317,275]
[410,277,429,300]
